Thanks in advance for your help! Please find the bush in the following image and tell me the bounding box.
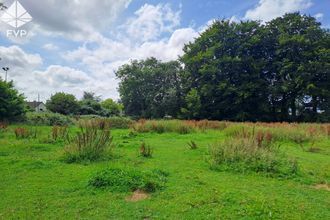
[25,112,73,126]
[88,167,168,193]
[63,120,113,163]
[209,137,298,177]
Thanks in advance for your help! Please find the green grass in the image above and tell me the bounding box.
[0,125,329,219]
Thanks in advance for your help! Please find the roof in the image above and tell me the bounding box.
[26,101,44,109]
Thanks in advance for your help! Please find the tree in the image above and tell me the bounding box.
[116,58,184,118]
[265,13,330,121]
[46,92,79,115]
[101,99,123,116]
[79,91,105,116]
[0,78,26,121]
[181,20,270,121]
[181,89,201,119]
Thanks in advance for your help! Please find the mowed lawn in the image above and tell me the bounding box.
[0,126,329,219]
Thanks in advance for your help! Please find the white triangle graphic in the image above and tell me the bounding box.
[0,0,32,28]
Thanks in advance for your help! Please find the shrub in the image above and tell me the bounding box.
[25,112,73,126]
[88,167,168,192]
[14,127,38,139]
[187,141,198,150]
[209,137,298,177]
[63,120,113,163]
[139,142,153,158]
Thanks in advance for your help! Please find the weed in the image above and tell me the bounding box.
[140,142,153,158]
[209,137,298,177]
[188,141,198,150]
[63,121,114,163]
[14,127,38,139]
[51,126,69,141]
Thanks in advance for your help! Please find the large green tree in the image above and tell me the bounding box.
[265,13,329,121]
[0,79,26,121]
[116,58,184,118]
[46,92,80,115]
[181,20,270,121]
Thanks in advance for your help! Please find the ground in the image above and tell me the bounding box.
[0,126,329,219]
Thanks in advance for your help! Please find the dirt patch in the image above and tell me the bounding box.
[313,184,330,191]
[126,190,149,202]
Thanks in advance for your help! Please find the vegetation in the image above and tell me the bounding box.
[25,112,73,126]
[209,138,298,177]
[117,13,329,122]
[0,78,26,121]
[139,142,153,158]
[46,92,80,115]
[88,167,167,192]
[0,122,329,219]
[63,120,114,163]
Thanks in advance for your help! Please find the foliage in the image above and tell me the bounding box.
[88,167,168,193]
[116,58,185,118]
[63,120,114,163]
[116,13,329,122]
[101,99,123,116]
[209,138,298,177]
[0,79,26,121]
[139,142,153,158]
[46,92,80,115]
[25,112,73,126]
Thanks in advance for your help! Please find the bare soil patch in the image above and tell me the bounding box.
[313,184,330,191]
[126,190,149,202]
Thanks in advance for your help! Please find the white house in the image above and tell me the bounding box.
[26,101,47,112]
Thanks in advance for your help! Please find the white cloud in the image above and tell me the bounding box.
[14,0,132,41]
[123,3,181,41]
[244,0,313,22]
[43,43,58,51]
[1,3,199,101]
[0,45,42,77]
[314,13,324,20]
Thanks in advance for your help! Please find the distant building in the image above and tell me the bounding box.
[26,101,47,112]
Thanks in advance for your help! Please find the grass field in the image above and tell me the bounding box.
[0,122,329,219]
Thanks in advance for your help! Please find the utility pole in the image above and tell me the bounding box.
[2,67,9,82]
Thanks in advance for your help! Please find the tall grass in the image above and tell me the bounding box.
[0,122,8,136]
[209,137,298,177]
[14,127,38,139]
[64,120,114,163]
[223,123,329,145]
[131,119,228,134]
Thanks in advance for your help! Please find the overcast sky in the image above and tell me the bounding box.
[0,0,329,101]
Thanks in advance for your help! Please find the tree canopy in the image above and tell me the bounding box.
[117,13,330,122]
[0,78,26,121]
[46,92,80,115]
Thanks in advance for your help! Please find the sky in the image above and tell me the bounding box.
[0,0,329,102]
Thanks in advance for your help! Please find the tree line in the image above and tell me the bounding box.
[116,13,330,122]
